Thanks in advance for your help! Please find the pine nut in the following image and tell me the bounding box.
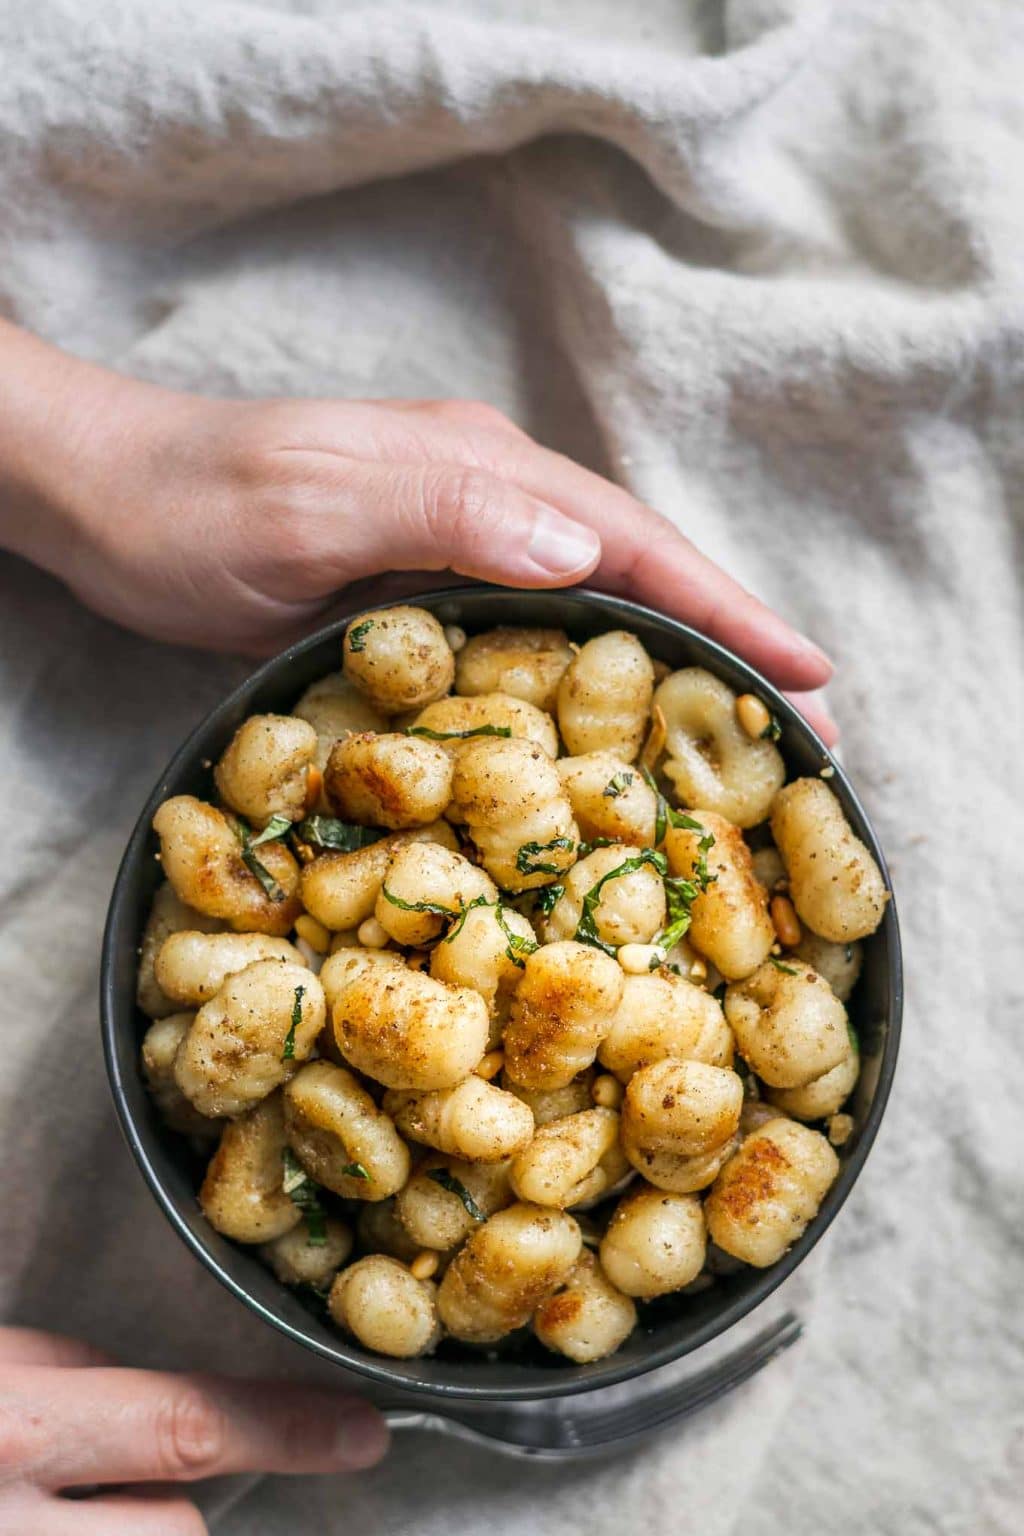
[736,694,772,740]
[443,624,467,653]
[410,1250,440,1281]
[295,914,331,954]
[689,957,708,983]
[617,942,666,975]
[827,1113,854,1147]
[474,1050,505,1081]
[770,894,802,949]
[357,917,390,948]
[592,1074,624,1110]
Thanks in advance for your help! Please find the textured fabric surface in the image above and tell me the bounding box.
[1,1,1022,1531]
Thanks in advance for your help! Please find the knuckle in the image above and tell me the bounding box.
[421,466,499,547]
[155,1385,229,1480]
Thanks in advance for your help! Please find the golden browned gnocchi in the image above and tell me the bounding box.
[704,1118,839,1266]
[621,1059,742,1193]
[214,714,318,829]
[174,959,324,1119]
[284,1061,410,1200]
[154,930,304,1006]
[533,1250,637,1362]
[324,732,453,829]
[329,1255,441,1358]
[654,669,785,828]
[599,1185,706,1298]
[343,605,455,713]
[333,962,489,1090]
[557,631,654,760]
[437,1203,582,1342]
[771,779,889,942]
[725,958,850,1089]
[454,627,574,711]
[154,795,302,936]
[375,841,496,948]
[199,1093,301,1244]
[665,811,775,980]
[556,752,658,847]
[540,844,666,949]
[448,735,578,891]
[598,970,733,1081]
[503,941,624,1090]
[383,1077,535,1163]
[140,607,881,1365]
[509,1107,629,1208]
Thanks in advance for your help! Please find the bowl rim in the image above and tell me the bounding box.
[100,584,902,1402]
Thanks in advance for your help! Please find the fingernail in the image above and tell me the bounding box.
[793,630,834,676]
[333,1405,390,1469]
[527,506,601,576]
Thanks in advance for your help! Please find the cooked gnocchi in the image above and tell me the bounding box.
[138,607,887,1363]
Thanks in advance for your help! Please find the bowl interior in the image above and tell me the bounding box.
[102,585,901,1401]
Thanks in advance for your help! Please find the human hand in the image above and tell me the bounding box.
[0,321,836,741]
[0,1326,387,1533]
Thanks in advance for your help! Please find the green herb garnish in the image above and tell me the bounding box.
[406,724,512,742]
[282,1147,327,1246]
[768,956,800,975]
[602,772,634,799]
[574,848,667,956]
[380,887,459,919]
[847,1021,860,1054]
[233,817,287,902]
[576,836,616,858]
[515,836,576,877]
[347,618,374,652]
[248,814,293,847]
[341,1161,371,1181]
[495,904,539,968]
[442,893,491,944]
[535,883,564,917]
[296,816,385,853]
[761,713,782,742]
[427,1168,486,1222]
[282,984,305,1061]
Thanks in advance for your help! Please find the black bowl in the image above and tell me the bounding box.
[101,585,902,1402]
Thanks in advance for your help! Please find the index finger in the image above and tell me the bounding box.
[13,1366,389,1491]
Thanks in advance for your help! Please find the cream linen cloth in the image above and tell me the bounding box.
[1,1,1022,1532]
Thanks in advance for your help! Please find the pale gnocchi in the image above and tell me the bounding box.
[139,607,886,1364]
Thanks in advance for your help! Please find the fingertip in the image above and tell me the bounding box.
[788,631,835,687]
[331,1402,391,1470]
[524,505,602,581]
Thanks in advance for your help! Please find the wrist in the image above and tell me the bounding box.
[0,321,142,581]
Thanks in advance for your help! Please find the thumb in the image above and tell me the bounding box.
[330,460,603,587]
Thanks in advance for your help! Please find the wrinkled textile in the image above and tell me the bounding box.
[1,2,1022,1532]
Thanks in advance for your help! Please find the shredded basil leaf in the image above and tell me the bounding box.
[233,816,288,902]
[576,836,616,858]
[495,903,539,968]
[282,1148,328,1246]
[574,848,667,956]
[341,1161,371,1181]
[535,883,564,917]
[761,712,782,742]
[427,1168,486,1222]
[380,887,459,919]
[347,618,374,652]
[248,814,293,848]
[406,724,512,741]
[515,836,576,877]
[768,956,800,975]
[442,893,491,944]
[282,984,305,1061]
[296,816,385,852]
[602,771,634,799]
